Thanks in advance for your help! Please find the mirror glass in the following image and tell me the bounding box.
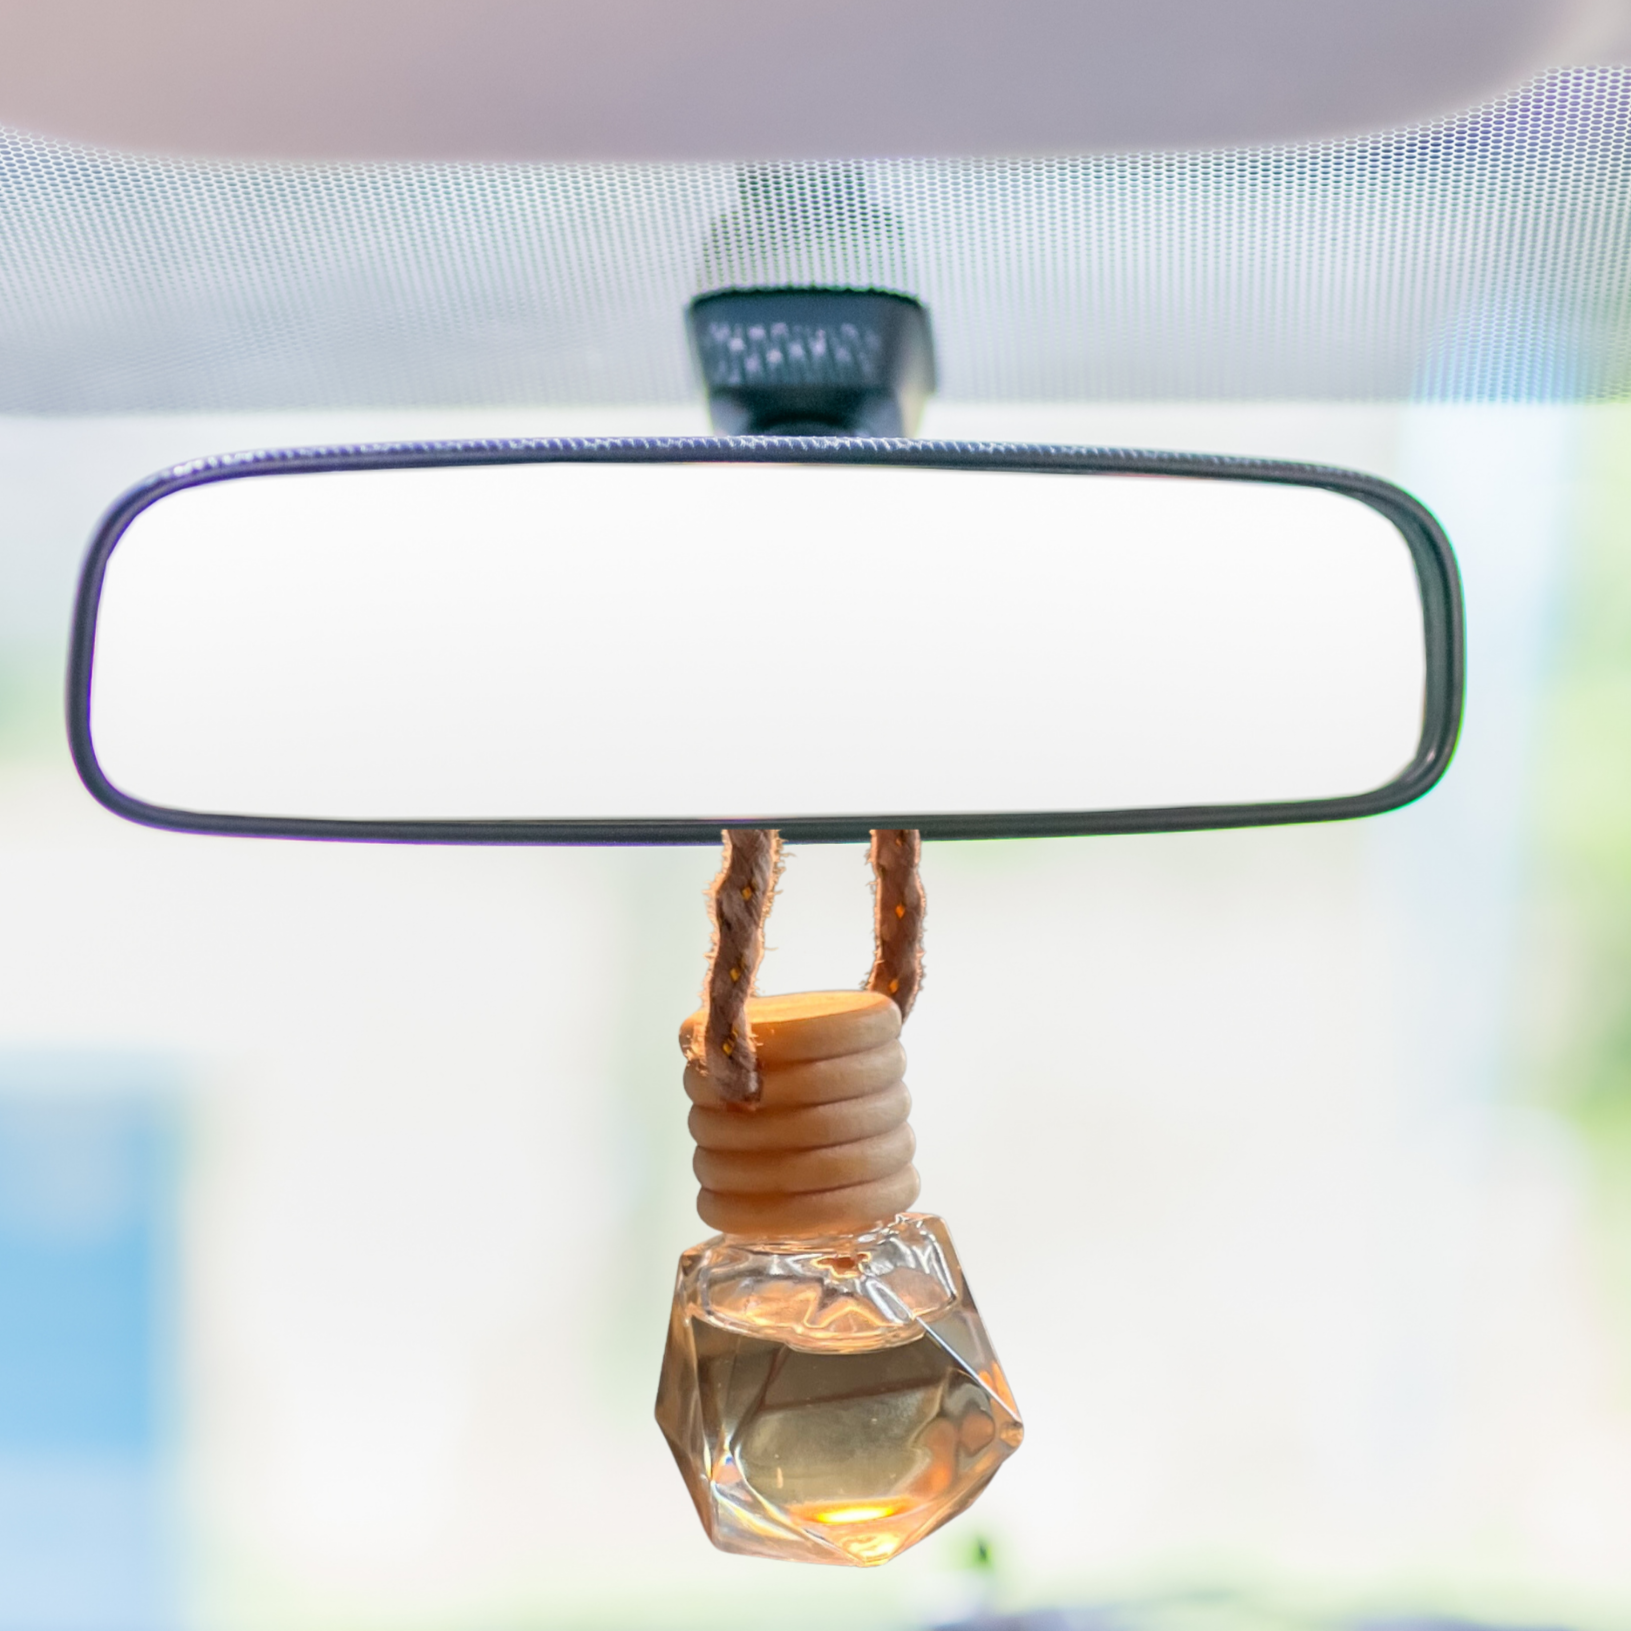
[84,460,1429,827]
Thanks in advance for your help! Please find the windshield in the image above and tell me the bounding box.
[1,64,1629,1631]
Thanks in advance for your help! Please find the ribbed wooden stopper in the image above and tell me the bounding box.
[680,990,920,1238]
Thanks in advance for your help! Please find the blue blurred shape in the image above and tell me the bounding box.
[0,1073,179,1631]
[932,1608,1130,1631]
[934,1608,1578,1631]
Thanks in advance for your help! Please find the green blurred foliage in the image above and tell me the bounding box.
[0,655,60,763]
[1534,409,1631,1148]
[1528,406,1631,1388]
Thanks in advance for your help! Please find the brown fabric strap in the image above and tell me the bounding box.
[696,826,925,1101]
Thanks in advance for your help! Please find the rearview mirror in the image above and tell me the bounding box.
[68,439,1462,843]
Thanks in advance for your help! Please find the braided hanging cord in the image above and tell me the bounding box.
[698,828,782,1101]
[697,826,924,1102]
[866,828,926,1019]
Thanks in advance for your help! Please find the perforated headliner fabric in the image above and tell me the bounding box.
[1,67,1628,410]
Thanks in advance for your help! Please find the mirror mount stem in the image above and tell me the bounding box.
[687,289,936,437]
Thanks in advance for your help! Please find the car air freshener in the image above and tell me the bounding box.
[656,829,1022,1566]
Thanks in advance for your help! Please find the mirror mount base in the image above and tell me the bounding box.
[687,288,936,438]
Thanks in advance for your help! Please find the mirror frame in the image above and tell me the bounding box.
[66,436,1464,845]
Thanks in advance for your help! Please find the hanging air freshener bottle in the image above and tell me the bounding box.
[656,830,1023,1567]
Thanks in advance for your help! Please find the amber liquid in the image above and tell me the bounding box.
[689,1306,1021,1565]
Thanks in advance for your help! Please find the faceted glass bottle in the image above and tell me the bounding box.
[655,1211,1022,1566]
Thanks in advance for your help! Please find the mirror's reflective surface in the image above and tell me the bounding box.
[84,459,1429,826]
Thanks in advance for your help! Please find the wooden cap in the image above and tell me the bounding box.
[681,990,919,1238]
[680,989,899,1070]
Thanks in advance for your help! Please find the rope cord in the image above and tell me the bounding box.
[698,828,782,1102]
[866,828,926,1018]
[696,827,925,1102]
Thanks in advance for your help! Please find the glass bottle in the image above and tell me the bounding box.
[656,991,1023,1566]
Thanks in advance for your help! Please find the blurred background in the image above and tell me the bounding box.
[2,395,1628,1631]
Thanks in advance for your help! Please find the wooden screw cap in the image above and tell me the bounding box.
[679,990,920,1238]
